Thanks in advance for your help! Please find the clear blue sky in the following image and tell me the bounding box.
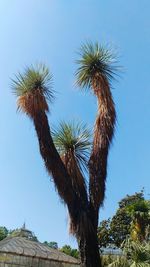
[0,0,150,248]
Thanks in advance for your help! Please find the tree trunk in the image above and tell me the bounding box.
[75,207,101,267]
[78,227,102,267]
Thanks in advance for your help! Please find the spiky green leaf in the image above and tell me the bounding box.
[52,121,91,172]
[75,42,118,89]
[12,63,54,102]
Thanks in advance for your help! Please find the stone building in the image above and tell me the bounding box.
[0,226,79,267]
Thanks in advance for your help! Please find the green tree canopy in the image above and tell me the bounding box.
[110,209,131,247]
[97,219,112,249]
[110,190,149,247]
[0,227,8,241]
[98,190,150,248]
[60,245,79,259]
[118,190,144,209]
[43,241,58,249]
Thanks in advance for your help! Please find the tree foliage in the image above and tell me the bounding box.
[60,245,79,259]
[9,228,38,241]
[12,64,53,116]
[0,227,8,241]
[122,239,150,267]
[118,191,144,209]
[110,209,131,247]
[43,241,58,249]
[126,200,150,242]
[97,190,150,248]
[97,219,112,248]
[75,42,117,89]
[52,120,91,173]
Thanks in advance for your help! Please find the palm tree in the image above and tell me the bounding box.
[123,239,150,267]
[126,200,150,242]
[13,41,118,267]
[107,240,150,267]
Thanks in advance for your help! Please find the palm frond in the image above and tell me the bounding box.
[12,64,54,115]
[75,41,118,89]
[123,239,150,266]
[130,243,150,265]
[108,256,130,267]
[52,121,91,173]
[130,263,150,267]
[12,63,53,100]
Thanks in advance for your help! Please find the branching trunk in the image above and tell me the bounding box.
[15,57,117,267]
[32,111,102,267]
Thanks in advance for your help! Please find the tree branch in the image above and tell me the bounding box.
[89,77,116,213]
[33,111,88,220]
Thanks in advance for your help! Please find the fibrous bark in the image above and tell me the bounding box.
[32,111,102,267]
[89,75,116,213]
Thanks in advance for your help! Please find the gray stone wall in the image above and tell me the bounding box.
[0,253,79,267]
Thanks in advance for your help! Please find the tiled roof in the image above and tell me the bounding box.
[0,236,79,264]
